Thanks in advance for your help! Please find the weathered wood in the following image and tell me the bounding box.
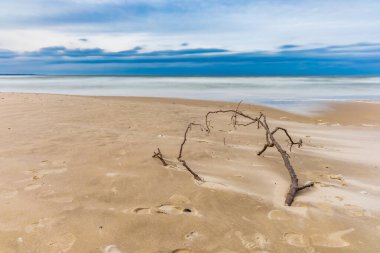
[177,123,204,181]
[257,114,312,206]
[153,102,314,205]
[152,148,168,166]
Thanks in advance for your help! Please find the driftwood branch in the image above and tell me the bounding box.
[256,114,312,205]
[153,102,314,206]
[177,123,204,181]
[205,109,258,133]
[178,123,203,160]
[178,159,203,182]
[152,148,168,166]
[271,127,302,151]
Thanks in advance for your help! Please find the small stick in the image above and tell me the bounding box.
[152,148,168,166]
[177,123,204,181]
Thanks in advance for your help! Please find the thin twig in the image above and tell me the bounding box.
[152,148,168,166]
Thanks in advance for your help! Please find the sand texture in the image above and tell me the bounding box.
[0,93,380,253]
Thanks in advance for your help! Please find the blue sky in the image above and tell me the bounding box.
[1,0,380,75]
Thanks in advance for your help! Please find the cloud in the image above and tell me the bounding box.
[1,0,380,53]
[1,43,380,75]
[279,45,299,50]
[0,49,17,59]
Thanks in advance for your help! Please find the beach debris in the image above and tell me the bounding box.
[253,113,313,206]
[153,101,314,206]
[152,148,168,166]
[176,123,204,181]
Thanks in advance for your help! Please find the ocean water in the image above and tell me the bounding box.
[1,76,380,114]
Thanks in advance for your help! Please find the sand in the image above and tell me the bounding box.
[0,92,379,253]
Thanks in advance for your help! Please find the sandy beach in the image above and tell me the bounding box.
[0,92,379,253]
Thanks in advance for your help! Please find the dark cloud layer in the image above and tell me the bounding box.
[1,43,380,75]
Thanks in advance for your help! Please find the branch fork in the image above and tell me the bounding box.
[153,103,314,206]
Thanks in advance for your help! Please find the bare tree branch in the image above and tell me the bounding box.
[152,148,168,166]
[297,182,315,191]
[176,123,204,181]
[178,159,203,182]
[271,127,302,151]
[178,123,204,160]
[205,109,258,133]
[256,114,311,206]
[153,102,314,206]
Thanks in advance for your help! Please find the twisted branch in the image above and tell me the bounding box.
[177,123,204,181]
[153,102,314,206]
[256,114,312,206]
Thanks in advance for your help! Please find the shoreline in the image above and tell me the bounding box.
[3,91,380,125]
[0,92,379,252]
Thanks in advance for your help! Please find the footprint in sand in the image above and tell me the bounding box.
[132,204,197,216]
[172,249,193,253]
[118,149,127,155]
[0,221,23,232]
[37,168,67,177]
[111,187,118,194]
[344,204,370,217]
[267,210,290,221]
[49,196,74,203]
[235,231,271,251]
[37,189,73,203]
[185,231,199,241]
[311,228,354,248]
[25,216,64,233]
[283,233,315,252]
[132,207,151,215]
[156,204,196,215]
[38,189,56,198]
[106,172,119,178]
[0,189,18,199]
[169,194,191,204]
[104,245,123,253]
[327,174,346,186]
[284,233,308,247]
[47,232,76,252]
[312,203,334,216]
[24,184,42,191]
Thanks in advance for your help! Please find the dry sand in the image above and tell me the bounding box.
[0,93,379,253]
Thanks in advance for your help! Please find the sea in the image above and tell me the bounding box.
[1,75,380,114]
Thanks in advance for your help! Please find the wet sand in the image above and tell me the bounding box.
[0,93,379,253]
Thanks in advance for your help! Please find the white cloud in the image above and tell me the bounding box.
[0,0,379,52]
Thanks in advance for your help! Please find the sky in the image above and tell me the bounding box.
[1,0,380,75]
